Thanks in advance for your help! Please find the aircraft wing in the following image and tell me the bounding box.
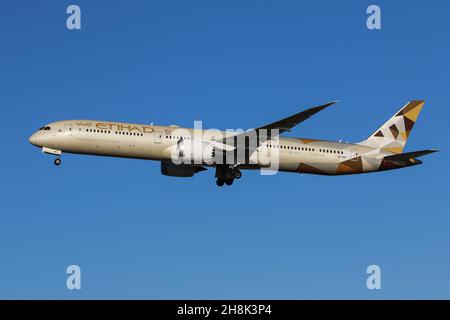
[255,101,338,134]
[222,101,337,146]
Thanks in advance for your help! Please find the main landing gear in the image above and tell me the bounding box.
[216,178,233,186]
[216,179,226,187]
[54,157,61,166]
[215,166,241,187]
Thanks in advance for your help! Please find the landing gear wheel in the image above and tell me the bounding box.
[216,179,224,187]
[234,169,242,179]
[225,179,234,186]
[54,158,61,166]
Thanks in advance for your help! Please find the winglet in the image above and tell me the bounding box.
[319,100,339,109]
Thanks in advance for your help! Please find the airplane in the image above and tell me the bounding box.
[28,100,437,186]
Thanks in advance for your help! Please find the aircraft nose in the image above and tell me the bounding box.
[28,133,40,146]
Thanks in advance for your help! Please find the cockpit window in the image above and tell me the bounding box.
[39,126,51,131]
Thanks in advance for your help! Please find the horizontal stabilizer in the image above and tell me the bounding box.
[383,149,438,165]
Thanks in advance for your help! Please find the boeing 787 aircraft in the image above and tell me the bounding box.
[29,100,437,186]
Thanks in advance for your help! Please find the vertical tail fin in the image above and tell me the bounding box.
[359,100,425,154]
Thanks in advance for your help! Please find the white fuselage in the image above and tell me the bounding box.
[29,119,383,175]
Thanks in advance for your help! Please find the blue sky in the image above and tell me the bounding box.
[0,0,449,299]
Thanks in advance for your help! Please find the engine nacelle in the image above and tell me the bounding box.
[173,139,215,165]
[161,161,206,177]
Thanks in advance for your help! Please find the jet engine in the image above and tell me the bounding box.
[161,161,206,177]
[174,139,215,165]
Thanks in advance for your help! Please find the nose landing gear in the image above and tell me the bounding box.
[41,147,62,167]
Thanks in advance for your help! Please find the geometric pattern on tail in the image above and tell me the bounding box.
[360,100,424,154]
